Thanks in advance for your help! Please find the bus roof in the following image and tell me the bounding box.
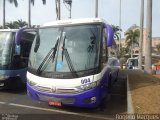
[42,18,107,27]
[0,29,18,32]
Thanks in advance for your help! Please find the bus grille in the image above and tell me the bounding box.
[33,86,52,93]
[37,94,75,104]
[56,88,78,94]
[33,85,79,94]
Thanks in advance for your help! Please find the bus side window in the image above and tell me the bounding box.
[101,28,108,68]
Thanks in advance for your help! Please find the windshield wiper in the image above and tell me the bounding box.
[61,32,78,77]
[37,36,60,75]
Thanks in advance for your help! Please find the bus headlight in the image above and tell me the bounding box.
[0,75,9,80]
[27,79,37,86]
[76,80,100,92]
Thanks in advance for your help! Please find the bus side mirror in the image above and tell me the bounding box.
[15,27,25,55]
[105,24,113,47]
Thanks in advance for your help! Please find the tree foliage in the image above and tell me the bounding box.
[156,43,160,52]
[112,25,122,40]
[2,0,19,28]
[5,19,28,29]
[118,44,129,58]
[30,0,46,6]
[111,25,123,58]
[14,19,28,27]
[124,29,140,58]
[5,21,16,29]
[28,0,46,27]
[8,0,18,7]
[125,29,140,48]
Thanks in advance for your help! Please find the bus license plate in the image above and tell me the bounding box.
[48,100,62,107]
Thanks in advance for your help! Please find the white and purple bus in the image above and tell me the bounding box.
[0,28,35,89]
[27,18,114,108]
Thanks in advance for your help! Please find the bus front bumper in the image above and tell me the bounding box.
[0,76,25,89]
[0,68,27,89]
[27,83,105,108]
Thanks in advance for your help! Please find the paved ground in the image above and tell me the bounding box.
[0,71,127,120]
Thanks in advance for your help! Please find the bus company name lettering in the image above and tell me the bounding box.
[81,78,91,84]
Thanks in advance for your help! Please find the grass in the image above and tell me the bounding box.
[128,71,160,114]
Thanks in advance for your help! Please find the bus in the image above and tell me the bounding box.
[27,18,114,108]
[0,28,35,89]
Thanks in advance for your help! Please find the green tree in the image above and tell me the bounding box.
[156,43,160,53]
[112,25,122,40]
[3,0,18,28]
[28,0,46,27]
[117,43,129,58]
[5,21,17,29]
[5,20,28,29]
[14,19,28,28]
[125,29,140,57]
[111,25,122,57]
[119,47,126,57]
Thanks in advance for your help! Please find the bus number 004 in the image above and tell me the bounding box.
[81,78,91,84]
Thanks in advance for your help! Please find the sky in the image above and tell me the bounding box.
[0,0,160,37]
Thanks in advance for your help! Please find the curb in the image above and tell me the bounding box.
[127,75,134,114]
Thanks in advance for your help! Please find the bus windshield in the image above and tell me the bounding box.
[29,24,101,74]
[0,32,14,66]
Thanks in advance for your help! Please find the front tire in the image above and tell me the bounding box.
[108,74,112,93]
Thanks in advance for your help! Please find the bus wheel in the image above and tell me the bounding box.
[108,75,112,93]
[98,93,111,111]
[98,97,107,111]
[114,70,119,83]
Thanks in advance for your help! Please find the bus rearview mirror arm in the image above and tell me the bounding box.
[15,27,26,55]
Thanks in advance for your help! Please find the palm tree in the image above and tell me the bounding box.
[138,0,144,70]
[112,25,122,57]
[119,46,128,58]
[112,25,122,40]
[156,44,160,53]
[5,21,17,29]
[28,0,46,28]
[3,0,18,28]
[95,0,98,17]
[125,29,140,58]
[144,0,152,74]
[14,19,28,28]
[5,20,28,29]
[55,0,61,20]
